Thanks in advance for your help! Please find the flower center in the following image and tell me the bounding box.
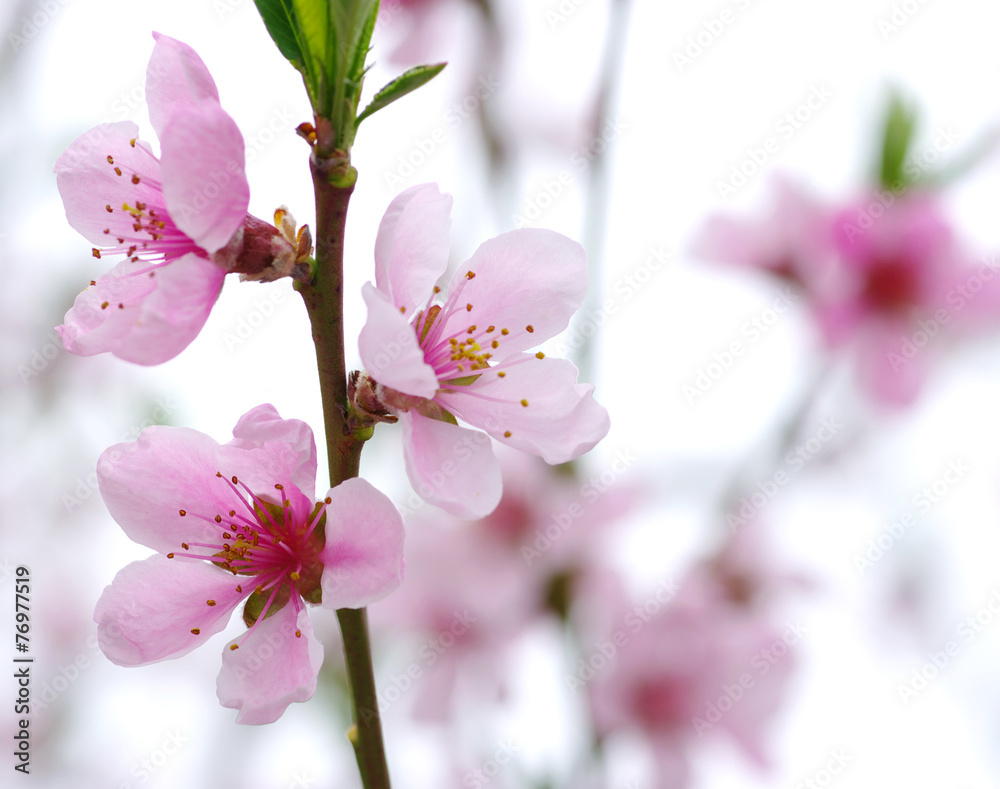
[167,472,329,642]
[92,142,203,274]
[862,255,920,313]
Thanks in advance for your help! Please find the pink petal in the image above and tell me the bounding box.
[438,356,610,464]
[159,102,249,253]
[94,554,243,666]
[318,478,405,609]
[146,32,220,141]
[398,411,502,518]
[226,404,317,501]
[97,424,247,554]
[58,251,225,365]
[855,322,925,407]
[436,229,587,357]
[374,182,453,314]
[55,121,164,247]
[216,602,323,724]
[359,282,439,398]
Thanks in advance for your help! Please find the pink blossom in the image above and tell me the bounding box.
[693,178,1000,404]
[583,571,795,789]
[93,404,405,724]
[55,34,296,365]
[690,176,837,293]
[358,183,610,518]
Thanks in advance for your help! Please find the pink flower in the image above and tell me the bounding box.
[55,33,298,365]
[821,191,1000,403]
[690,176,837,293]
[358,183,610,518]
[93,404,405,724]
[693,178,1000,405]
[583,572,795,789]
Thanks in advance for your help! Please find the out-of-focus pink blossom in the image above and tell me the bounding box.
[93,404,405,724]
[359,182,609,518]
[583,567,797,789]
[370,451,642,720]
[693,178,1000,404]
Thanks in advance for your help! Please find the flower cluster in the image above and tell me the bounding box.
[65,36,608,725]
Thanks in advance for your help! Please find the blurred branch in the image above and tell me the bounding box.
[572,0,633,384]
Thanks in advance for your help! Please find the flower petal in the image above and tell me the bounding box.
[94,554,243,666]
[438,355,609,463]
[97,424,244,554]
[216,602,323,725]
[160,102,249,253]
[146,32,221,141]
[226,404,317,501]
[398,411,502,518]
[58,251,225,365]
[318,478,405,609]
[437,229,587,357]
[359,282,439,398]
[55,121,164,247]
[374,182,453,314]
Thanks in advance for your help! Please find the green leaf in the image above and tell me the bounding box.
[877,92,919,191]
[253,0,305,67]
[356,63,447,126]
[347,0,381,85]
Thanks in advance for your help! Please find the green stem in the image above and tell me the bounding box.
[298,152,391,789]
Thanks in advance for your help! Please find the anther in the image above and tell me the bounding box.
[131,174,140,184]
[504,431,512,438]
[191,628,200,635]
[520,399,529,407]
[114,167,122,176]
[229,644,238,651]
[497,372,506,378]
[215,515,222,523]
[167,553,175,558]
[105,204,113,213]
[526,325,534,333]
[101,302,109,309]
[129,138,136,147]
[179,509,187,516]
[275,483,284,490]
[182,543,190,550]
[466,271,476,279]
[535,352,545,359]
[466,303,473,312]
[501,328,509,335]
[295,630,302,638]
[206,600,217,606]
[92,248,101,259]
[492,340,499,349]
[106,155,114,164]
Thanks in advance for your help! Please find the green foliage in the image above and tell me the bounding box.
[877,91,918,191]
[356,63,448,126]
